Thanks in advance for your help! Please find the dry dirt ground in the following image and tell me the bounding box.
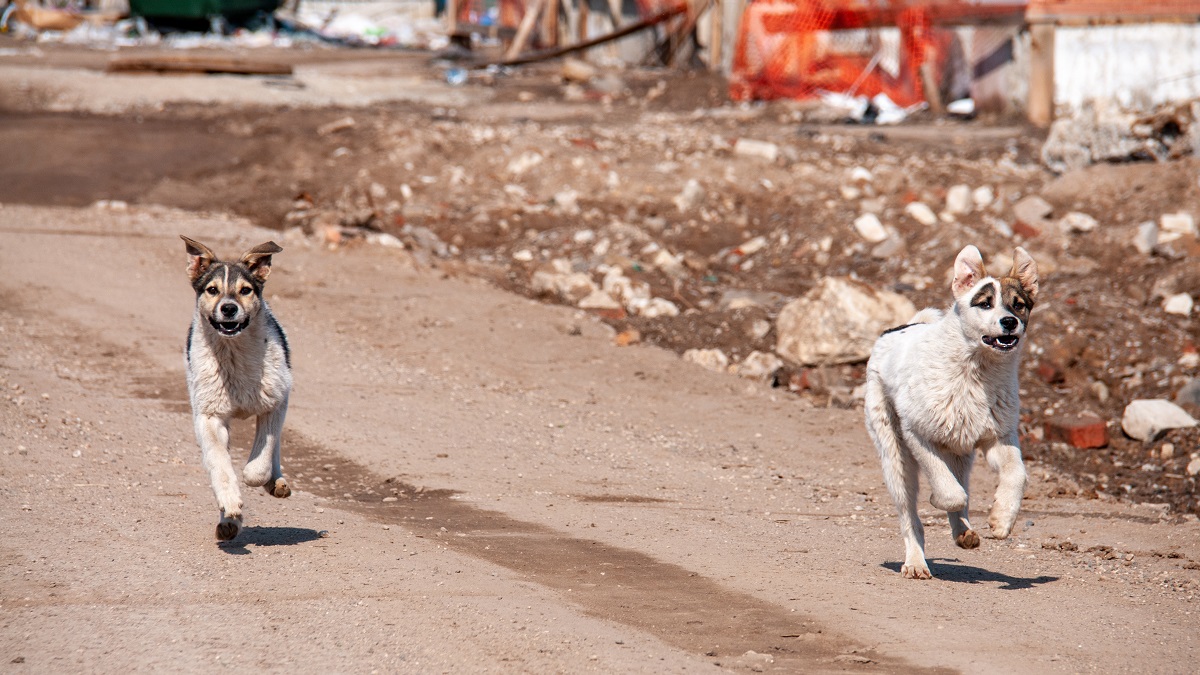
[1,41,1199,673]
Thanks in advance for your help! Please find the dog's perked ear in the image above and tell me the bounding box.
[1010,247,1039,301]
[181,235,216,284]
[241,242,283,283]
[951,245,987,297]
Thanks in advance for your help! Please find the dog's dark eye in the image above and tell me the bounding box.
[205,286,219,296]
[977,299,992,310]
[239,287,253,296]
[1012,299,1025,311]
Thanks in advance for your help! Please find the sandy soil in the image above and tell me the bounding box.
[1,40,1199,674]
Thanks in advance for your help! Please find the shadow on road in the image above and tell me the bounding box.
[881,561,1059,590]
[218,526,325,554]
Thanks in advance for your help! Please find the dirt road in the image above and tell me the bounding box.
[1,204,1197,673]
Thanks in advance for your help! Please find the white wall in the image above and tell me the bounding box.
[1056,24,1200,110]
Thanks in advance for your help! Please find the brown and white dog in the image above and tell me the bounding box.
[181,236,292,541]
[864,245,1039,579]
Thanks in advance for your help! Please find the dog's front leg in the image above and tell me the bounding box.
[985,438,1026,538]
[902,429,968,513]
[244,398,291,499]
[195,413,242,540]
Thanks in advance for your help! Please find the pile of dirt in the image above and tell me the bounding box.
[2,62,1197,515]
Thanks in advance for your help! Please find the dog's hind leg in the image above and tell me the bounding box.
[985,437,1026,539]
[866,380,930,579]
[245,399,290,499]
[196,414,242,541]
[945,451,979,549]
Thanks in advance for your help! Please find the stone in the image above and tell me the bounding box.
[633,297,680,318]
[904,201,938,226]
[674,179,704,212]
[1188,457,1200,477]
[652,249,686,278]
[849,166,873,183]
[732,351,784,381]
[734,138,779,162]
[1012,195,1054,232]
[1175,378,1200,406]
[944,184,972,215]
[1061,211,1099,233]
[553,189,581,214]
[972,185,995,209]
[317,116,356,136]
[775,277,917,366]
[1044,415,1108,449]
[683,348,729,373]
[1133,221,1158,254]
[614,328,641,346]
[1121,399,1198,442]
[577,289,622,310]
[512,249,534,262]
[870,236,904,259]
[506,152,543,176]
[1164,293,1193,316]
[1160,212,1197,237]
[853,213,888,243]
[560,57,597,83]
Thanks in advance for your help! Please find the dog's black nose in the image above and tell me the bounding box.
[220,303,239,318]
[1000,316,1018,331]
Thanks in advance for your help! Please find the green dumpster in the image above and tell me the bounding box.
[129,0,282,22]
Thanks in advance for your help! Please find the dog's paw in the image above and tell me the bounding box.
[988,509,1015,539]
[955,529,981,549]
[265,477,291,499]
[216,513,243,541]
[901,562,933,580]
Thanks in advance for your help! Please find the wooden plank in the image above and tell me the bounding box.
[106,56,293,76]
[504,0,545,61]
[485,6,687,67]
[1027,23,1055,128]
[606,0,624,27]
[708,0,722,69]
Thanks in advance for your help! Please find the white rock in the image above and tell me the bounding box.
[775,277,917,366]
[737,236,769,256]
[904,201,938,226]
[683,348,729,373]
[634,297,680,318]
[849,166,873,183]
[945,184,972,215]
[1121,399,1198,442]
[674,179,704,212]
[1164,293,1193,316]
[972,185,994,208]
[1012,195,1054,225]
[652,249,686,278]
[839,184,862,200]
[602,268,651,306]
[1188,457,1200,476]
[1160,212,1197,236]
[561,57,597,83]
[733,351,784,381]
[573,229,596,244]
[853,213,888,243]
[512,249,534,262]
[553,189,581,214]
[1134,221,1158,254]
[507,152,543,176]
[1061,211,1099,233]
[577,290,622,310]
[734,138,779,162]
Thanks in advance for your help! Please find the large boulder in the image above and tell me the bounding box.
[775,277,916,366]
[1121,399,1198,442]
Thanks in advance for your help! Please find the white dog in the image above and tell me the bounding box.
[181,236,293,541]
[864,245,1039,579]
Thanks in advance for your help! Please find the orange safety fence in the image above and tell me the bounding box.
[730,0,1200,105]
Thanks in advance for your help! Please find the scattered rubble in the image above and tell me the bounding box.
[1121,400,1198,442]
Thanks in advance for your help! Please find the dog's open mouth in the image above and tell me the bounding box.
[209,317,249,337]
[982,334,1020,352]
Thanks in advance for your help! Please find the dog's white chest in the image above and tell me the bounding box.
[187,322,290,418]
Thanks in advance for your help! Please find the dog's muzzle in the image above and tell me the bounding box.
[209,316,249,337]
[982,334,1020,352]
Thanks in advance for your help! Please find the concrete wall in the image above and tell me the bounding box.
[1056,24,1200,111]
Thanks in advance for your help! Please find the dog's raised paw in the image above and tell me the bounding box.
[266,477,291,499]
[216,515,243,541]
[956,529,981,549]
[901,563,933,580]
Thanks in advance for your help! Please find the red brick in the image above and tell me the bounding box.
[1044,415,1108,449]
[1012,219,1042,239]
[1036,360,1066,385]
